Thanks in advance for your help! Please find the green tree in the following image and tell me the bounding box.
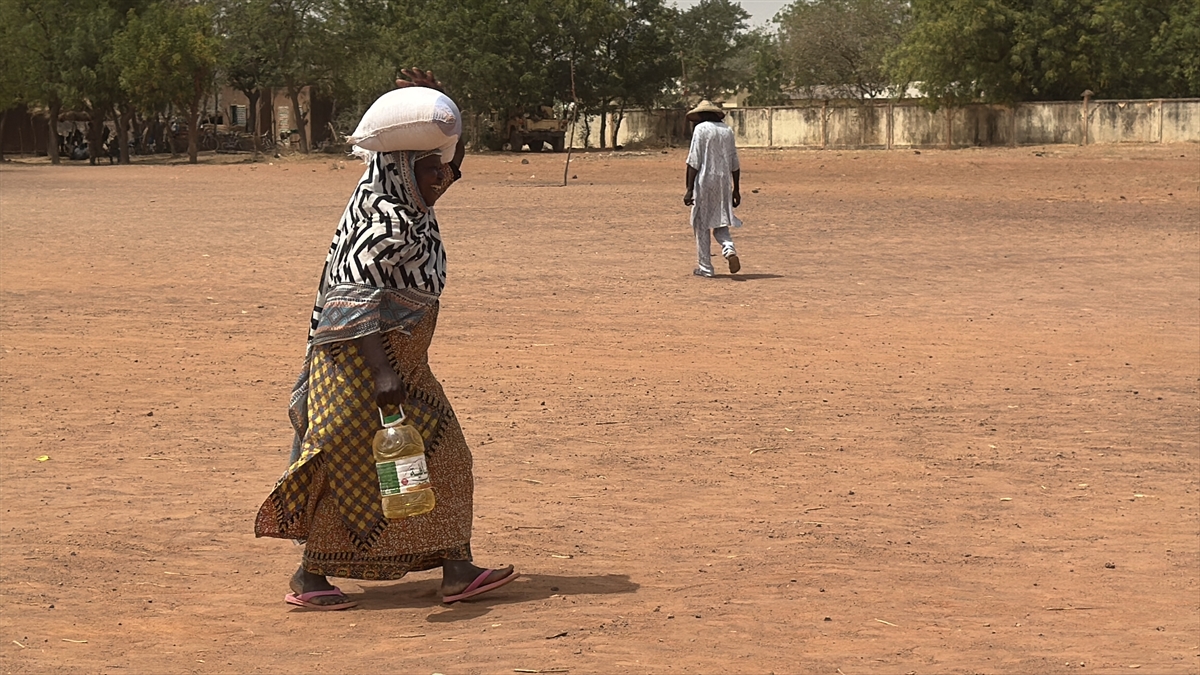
[318,0,415,142]
[776,0,910,100]
[0,3,29,161]
[112,1,220,163]
[310,0,679,150]
[1,0,85,164]
[549,0,634,147]
[728,28,787,106]
[105,1,154,164]
[1083,0,1198,98]
[1151,0,1200,96]
[890,0,1195,106]
[595,0,680,145]
[215,0,278,151]
[261,0,414,153]
[61,1,134,164]
[406,0,560,145]
[675,0,750,100]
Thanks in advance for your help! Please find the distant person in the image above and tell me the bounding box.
[69,140,89,161]
[105,136,120,164]
[683,100,742,277]
[255,68,516,610]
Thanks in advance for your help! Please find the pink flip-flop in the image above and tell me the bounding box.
[285,587,359,611]
[442,569,519,604]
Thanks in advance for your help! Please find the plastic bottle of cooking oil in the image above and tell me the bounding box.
[373,408,435,519]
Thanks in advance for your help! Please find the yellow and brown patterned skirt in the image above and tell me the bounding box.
[255,307,473,580]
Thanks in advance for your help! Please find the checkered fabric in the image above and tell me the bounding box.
[261,340,451,550]
[311,346,384,550]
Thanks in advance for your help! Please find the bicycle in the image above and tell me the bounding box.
[215,131,243,153]
[198,125,218,152]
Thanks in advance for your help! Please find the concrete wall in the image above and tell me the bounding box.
[892,105,943,148]
[1090,100,1157,143]
[956,105,1012,146]
[1014,102,1079,145]
[726,107,772,147]
[567,98,1200,150]
[1162,100,1200,143]
[770,107,823,147]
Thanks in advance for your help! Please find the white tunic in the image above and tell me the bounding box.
[687,121,742,230]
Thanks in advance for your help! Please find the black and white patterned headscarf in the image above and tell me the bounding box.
[308,149,447,344]
[286,149,456,453]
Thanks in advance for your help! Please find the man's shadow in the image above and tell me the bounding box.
[720,273,783,281]
[337,572,638,621]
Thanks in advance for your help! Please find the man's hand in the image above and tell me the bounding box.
[684,190,694,206]
[395,68,443,92]
[732,189,741,208]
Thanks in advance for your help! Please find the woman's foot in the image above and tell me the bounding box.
[441,559,516,601]
[288,566,354,607]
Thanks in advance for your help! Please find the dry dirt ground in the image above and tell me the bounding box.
[1,144,1197,675]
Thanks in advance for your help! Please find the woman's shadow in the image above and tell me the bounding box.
[339,572,638,621]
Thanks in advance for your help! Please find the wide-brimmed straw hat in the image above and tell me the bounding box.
[686,100,725,122]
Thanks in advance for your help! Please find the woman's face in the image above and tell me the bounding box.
[414,154,454,207]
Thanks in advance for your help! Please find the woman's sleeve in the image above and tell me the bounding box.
[311,285,432,347]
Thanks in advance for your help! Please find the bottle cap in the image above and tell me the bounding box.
[379,407,407,427]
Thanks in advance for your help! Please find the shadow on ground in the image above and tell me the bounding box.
[728,273,783,281]
[317,573,638,620]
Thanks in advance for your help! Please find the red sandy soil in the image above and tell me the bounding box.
[1,144,1197,674]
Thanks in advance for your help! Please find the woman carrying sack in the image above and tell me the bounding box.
[255,69,517,610]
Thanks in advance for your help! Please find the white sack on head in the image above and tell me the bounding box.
[348,87,461,162]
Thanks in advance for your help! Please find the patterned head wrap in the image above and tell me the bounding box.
[286,149,457,453]
[309,149,448,343]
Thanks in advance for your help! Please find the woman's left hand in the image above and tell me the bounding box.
[396,68,443,92]
[372,367,409,409]
[354,333,408,408]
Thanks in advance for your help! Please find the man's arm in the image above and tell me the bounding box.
[731,169,740,208]
[684,164,698,206]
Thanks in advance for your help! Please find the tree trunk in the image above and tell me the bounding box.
[117,104,133,164]
[287,84,309,154]
[611,106,625,149]
[86,109,103,165]
[132,114,146,154]
[48,100,61,164]
[599,111,607,149]
[0,109,8,162]
[148,117,161,154]
[246,90,259,135]
[189,74,206,163]
[246,89,260,159]
[169,106,181,158]
[821,100,828,149]
[187,104,200,164]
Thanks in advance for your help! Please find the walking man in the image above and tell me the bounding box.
[684,100,742,277]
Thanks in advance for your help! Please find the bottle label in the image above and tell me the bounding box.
[376,455,431,496]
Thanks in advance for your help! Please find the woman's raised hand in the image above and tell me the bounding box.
[395,68,443,92]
